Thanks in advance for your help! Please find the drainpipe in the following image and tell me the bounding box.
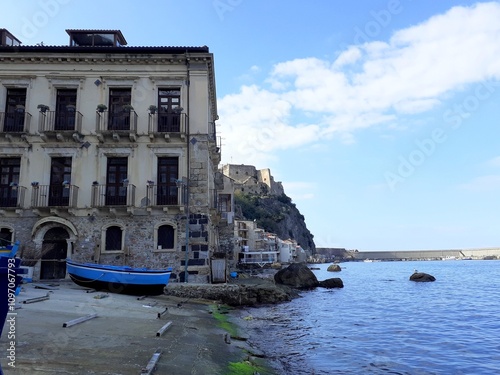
[184,52,191,283]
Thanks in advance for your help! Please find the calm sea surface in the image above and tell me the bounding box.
[240,260,500,375]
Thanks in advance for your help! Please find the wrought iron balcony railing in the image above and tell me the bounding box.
[0,111,32,133]
[96,110,138,134]
[146,184,184,207]
[91,184,136,207]
[30,184,79,208]
[38,110,83,133]
[148,113,186,137]
[0,186,27,208]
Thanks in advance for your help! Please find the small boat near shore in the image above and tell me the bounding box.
[1,240,24,339]
[66,259,172,295]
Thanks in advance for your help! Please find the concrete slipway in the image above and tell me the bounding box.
[0,280,261,375]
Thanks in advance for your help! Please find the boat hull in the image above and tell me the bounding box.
[1,242,23,339]
[66,259,172,296]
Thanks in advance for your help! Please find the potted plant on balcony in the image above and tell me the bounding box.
[172,107,183,114]
[15,105,25,113]
[148,105,157,114]
[96,104,107,113]
[147,180,154,185]
[66,104,76,112]
[92,181,99,186]
[31,181,39,187]
[62,180,70,188]
[37,104,49,113]
[123,104,134,112]
[9,182,18,190]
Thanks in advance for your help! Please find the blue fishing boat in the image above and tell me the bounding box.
[0,241,23,329]
[1,241,23,325]
[66,259,172,295]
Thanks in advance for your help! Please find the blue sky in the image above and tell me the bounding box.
[2,0,500,250]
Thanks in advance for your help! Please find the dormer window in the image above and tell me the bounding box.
[0,29,21,46]
[66,29,127,47]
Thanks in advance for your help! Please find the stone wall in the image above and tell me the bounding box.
[2,214,186,281]
[221,164,284,197]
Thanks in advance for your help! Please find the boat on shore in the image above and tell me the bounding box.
[1,240,23,339]
[66,259,172,295]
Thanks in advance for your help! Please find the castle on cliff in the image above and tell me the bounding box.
[221,164,284,196]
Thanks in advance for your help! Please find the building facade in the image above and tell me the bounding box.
[0,29,222,283]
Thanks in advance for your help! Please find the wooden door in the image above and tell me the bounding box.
[108,89,131,130]
[49,157,71,206]
[4,88,26,132]
[40,228,69,280]
[106,157,128,205]
[55,89,77,130]
[157,157,178,205]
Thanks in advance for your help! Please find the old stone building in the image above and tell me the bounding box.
[0,29,223,283]
[221,164,284,196]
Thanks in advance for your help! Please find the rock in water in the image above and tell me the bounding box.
[318,278,344,288]
[409,272,436,282]
[274,263,319,288]
[327,264,341,272]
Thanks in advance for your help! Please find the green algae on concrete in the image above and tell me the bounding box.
[211,304,276,375]
[210,304,239,337]
[226,360,266,375]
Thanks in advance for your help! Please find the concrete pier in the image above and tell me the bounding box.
[316,247,500,262]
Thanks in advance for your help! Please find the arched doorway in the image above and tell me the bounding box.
[40,227,69,279]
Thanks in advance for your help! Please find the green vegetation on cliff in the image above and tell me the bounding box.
[234,191,315,252]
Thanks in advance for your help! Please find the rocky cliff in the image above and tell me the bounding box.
[234,191,316,253]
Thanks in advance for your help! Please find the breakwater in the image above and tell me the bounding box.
[316,247,500,261]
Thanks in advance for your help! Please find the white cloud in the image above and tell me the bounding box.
[218,2,500,165]
[237,65,262,83]
[487,156,500,167]
[459,175,500,192]
[393,99,441,114]
[333,46,362,68]
[249,65,260,73]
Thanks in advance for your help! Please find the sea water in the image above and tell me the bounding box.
[240,260,500,374]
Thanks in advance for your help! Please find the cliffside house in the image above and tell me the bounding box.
[235,220,279,266]
[0,28,224,283]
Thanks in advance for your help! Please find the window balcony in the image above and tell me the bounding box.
[0,111,32,133]
[96,110,138,141]
[91,183,136,207]
[0,186,27,208]
[146,184,183,207]
[30,184,79,208]
[148,112,186,140]
[38,110,83,133]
